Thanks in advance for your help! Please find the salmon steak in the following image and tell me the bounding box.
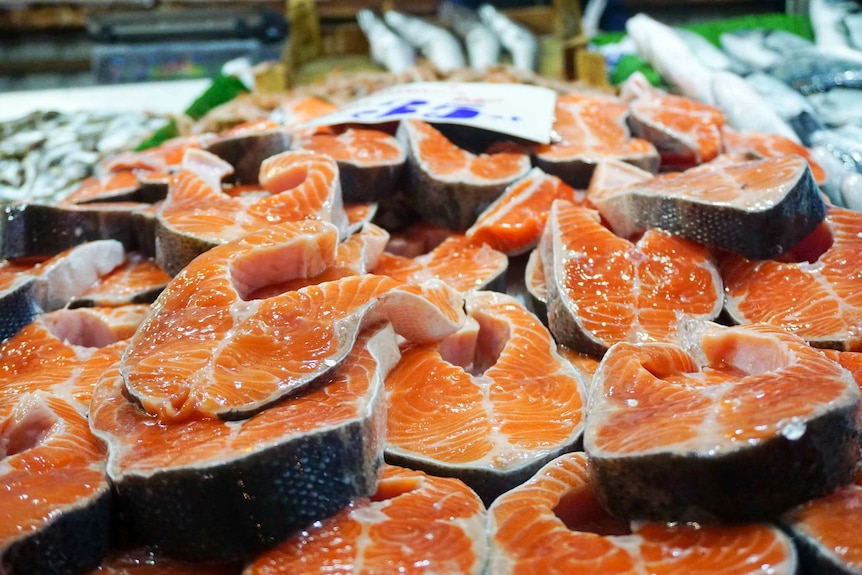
[540,200,723,357]
[203,120,292,185]
[590,154,827,260]
[90,323,399,561]
[585,321,861,522]
[292,127,406,203]
[244,465,487,575]
[466,167,588,256]
[722,206,862,351]
[62,170,157,205]
[782,468,862,575]
[100,135,213,176]
[0,240,125,342]
[123,220,464,422]
[384,291,587,503]
[585,158,654,203]
[398,119,531,231]
[1,392,112,575]
[70,254,170,308]
[1,305,150,412]
[372,233,508,292]
[487,451,797,575]
[533,93,659,188]
[623,76,726,170]
[154,148,348,275]
[721,127,828,186]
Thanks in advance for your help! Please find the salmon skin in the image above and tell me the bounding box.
[0,240,125,342]
[122,221,465,422]
[590,154,827,260]
[487,452,798,575]
[533,93,659,188]
[89,548,241,575]
[384,291,587,503]
[1,393,112,575]
[203,120,292,185]
[540,201,723,357]
[398,119,531,231]
[244,465,487,575]
[585,321,861,523]
[90,324,400,562]
[722,207,862,352]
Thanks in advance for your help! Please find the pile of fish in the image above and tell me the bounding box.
[356,3,539,74]
[611,1,862,213]
[0,110,170,205]
[2,63,862,575]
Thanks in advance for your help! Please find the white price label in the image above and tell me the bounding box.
[299,82,558,144]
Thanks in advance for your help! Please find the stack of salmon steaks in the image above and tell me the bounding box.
[2,75,861,575]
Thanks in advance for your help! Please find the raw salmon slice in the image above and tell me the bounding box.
[155,148,348,276]
[524,248,548,318]
[62,170,154,205]
[0,240,125,342]
[70,254,170,308]
[373,233,508,292]
[278,96,338,131]
[540,201,722,357]
[466,167,588,256]
[591,154,827,260]
[585,158,654,203]
[384,291,587,502]
[100,135,213,175]
[203,120,291,185]
[586,321,861,522]
[624,79,726,170]
[722,126,827,186]
[782,468,862,575]
[292,127,406,203]
[398,119,531,231]
[244,465,487,575]
[1,305,150,412]
[90,324,400,561]
[487,452,797,575]
[722,207,862,351]
[123,221,464,422]
[1,392,111,575]
[533,93,659,188]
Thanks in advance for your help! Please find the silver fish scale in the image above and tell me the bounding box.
[0,109,169,205]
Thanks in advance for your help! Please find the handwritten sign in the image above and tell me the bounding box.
[299,82,558,144]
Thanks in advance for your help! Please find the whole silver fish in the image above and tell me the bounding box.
[718,29,811,71]
[807,87,862,126]
[626,13,715,104]
[766,47,862,94]
[675,28,750,74]
[357,9,417,73]
[840,172,862,210]
[710,71,801,143]
[745,72,825,144]
[478,4,539,72]
[383,10,466,72]
[438,2,500,70]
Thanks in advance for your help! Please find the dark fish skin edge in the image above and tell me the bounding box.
[154,222,219,277]
[0,279,39,343]
[204,131,291,186]
[533,153,660,190]
[110,417,383,562]
[611,165,826,260]
[1,487,111,575]
[338,160,404,204]
[781,520,862,575]
[588,402,860,524]
[0,203,151,260]
[67,284,166,309]
[385,435,582,506]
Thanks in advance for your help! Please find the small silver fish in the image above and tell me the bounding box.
[439,2,500,70]
[357,9,417,73]
[478,4,539,72]
[383,10,466,72]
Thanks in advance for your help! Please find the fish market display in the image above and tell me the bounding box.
[356,9,417,74]
[477,4,539,72]
[383,11,467,73]
[745,72,826,145]
[585,321,860,522]
[4,59,862,572]
[245,465,487,574]
[439,2,501,71]
[0,110,169,205]
[710,70,802,143]
[487,452,797,575]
